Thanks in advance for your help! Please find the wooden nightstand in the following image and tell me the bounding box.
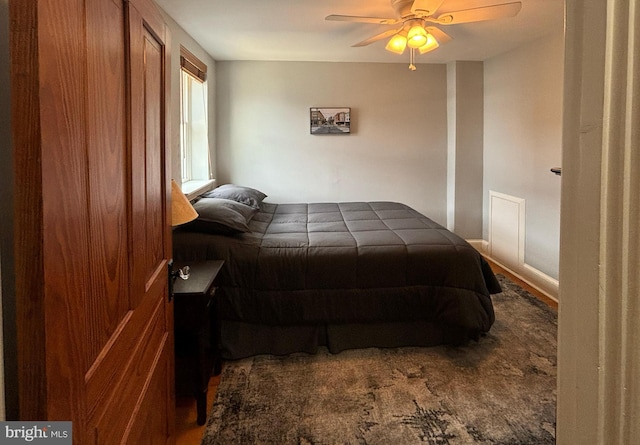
[172,259,224,426]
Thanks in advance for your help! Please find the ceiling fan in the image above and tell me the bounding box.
[326,0,522,70]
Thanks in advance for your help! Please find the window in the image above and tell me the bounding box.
[180,46,212,196]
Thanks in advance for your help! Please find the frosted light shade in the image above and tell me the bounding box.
[418,34,440,54]
[385,34,407,54]
[407,25,428,48]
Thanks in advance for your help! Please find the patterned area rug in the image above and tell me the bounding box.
[201,275,557,444]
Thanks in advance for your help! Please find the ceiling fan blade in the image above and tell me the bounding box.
[411,0,445,16]
[353,28,403,47]
[325,14,399,25]
[426,26,452,44]
[435,2,522,25]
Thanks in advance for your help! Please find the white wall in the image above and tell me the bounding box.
[483,31,565,281]
[447,61,484,239]
[216,61,449,224]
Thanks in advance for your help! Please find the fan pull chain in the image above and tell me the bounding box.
[409,48,416,71]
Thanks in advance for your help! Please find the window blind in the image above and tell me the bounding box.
[180,46,206,82]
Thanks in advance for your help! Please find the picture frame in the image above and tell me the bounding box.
[310,107,351,135]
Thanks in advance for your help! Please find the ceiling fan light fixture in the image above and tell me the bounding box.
[385,34,407,55]
[327,0,524,71]
[407,24,428,49]
[418,33,440,54]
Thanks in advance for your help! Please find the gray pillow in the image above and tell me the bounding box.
[203,184,267,209]
[185,198,258,234]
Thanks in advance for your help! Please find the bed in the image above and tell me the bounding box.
[172,185,501,360]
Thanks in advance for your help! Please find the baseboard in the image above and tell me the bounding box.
[521,263,559,301]
[466,238,559,304]
[488,256,558,304]
[467,239,489,253]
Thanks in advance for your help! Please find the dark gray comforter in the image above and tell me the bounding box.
[173,202,500,342]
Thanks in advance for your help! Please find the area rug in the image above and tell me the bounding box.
[201,275,557,444]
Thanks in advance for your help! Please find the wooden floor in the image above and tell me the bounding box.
[174,260,557,444]
[485,258,558,310]
[176,375,221,445]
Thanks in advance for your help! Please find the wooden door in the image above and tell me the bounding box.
[123,2,174,441]
[9,0,174,443]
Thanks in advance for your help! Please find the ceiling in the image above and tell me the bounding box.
[155,0,565,65]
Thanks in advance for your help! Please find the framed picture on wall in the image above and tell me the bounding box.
[310,107,351,135]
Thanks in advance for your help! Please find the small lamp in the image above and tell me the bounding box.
[171,179,198,226]
[170,179,198,285]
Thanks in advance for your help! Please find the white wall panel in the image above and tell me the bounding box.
[489,191,525,268]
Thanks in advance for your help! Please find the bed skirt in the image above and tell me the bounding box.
[218,319,477,360]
